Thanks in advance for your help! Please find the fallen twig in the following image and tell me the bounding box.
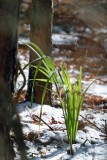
[32,114,54,131]
[80,138,88,148]
[80,114,107,135]
[26,106,54,131]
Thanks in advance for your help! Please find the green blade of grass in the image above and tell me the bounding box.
[39,71,55,127]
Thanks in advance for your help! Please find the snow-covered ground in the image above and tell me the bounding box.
[15,101,107,160]
[15,49,107,159]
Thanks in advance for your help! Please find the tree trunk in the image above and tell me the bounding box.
[0,1,27,159]
[27,0,52,105]
[0,0,20,92]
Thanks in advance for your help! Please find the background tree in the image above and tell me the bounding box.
[0,0,27,159]
[27,0,52,105]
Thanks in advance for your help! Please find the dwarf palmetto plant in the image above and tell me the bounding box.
[26,42,91,153]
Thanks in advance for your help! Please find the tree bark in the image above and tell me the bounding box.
[0,0,20,92]
[27,0,52,105]
[0,1,27,159]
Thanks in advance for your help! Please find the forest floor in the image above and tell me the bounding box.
[16,101,107,160]
[17,2,107,157]
[15,46,107,160]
